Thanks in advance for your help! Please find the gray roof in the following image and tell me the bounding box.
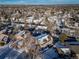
[0,45,29,59]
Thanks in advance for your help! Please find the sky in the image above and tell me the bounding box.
[0,0,79,5]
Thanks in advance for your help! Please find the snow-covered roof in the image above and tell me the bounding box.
[35,33,48,40]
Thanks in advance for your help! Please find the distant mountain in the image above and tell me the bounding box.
[0,4,79,8]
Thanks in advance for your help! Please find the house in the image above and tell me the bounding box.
[0,33,10,44]
[15,31,25,40]
[32,30,53,48]
[0,33,8,41]
[35,33,53,47]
